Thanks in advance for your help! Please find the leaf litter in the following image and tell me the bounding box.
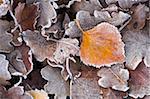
[0,0,149,99]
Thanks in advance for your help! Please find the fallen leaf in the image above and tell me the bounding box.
[70,64,103,99]
[41,66,70,99]
[101,4,118,12]
[97,64,129,91]
[53,38,79,64]
[0,54,11,85]
[70,0,102,14]
[22,69,47,90]
[94,11,131,26]
[27,89,49,99]
[65,10,101,37]
[128,61,150,98]
[118,0,148,9]
[127,4,149,31]
[80,22,125,67]
[15,2,39,31]
[0,19,14,53]
[123,26,150,70]
[22,30,56,62]
[7,44,33,76]
[4,86,33,99]
[37,0,57,30]
[101,88,127,99]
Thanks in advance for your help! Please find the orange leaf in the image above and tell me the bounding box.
[79,22,125,68]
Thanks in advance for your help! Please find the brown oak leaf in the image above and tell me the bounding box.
[0,19,14,53]
[22,30,56,62]
[128,61,150,98]
[15,2,39,31]
[123,26,150,70]
[70,64,103,99]
[7,44,33,76]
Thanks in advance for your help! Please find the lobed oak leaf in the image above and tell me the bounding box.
[53,38,79,64]
[15,2,39,31]
[0,86,33,99]
[105,0,148,9]
[0,19,14,53]
[22,30,57,62]
[94,11,131,26]
[80,22,125,67]
[27,89,49,99]
[22,69,47,90]
[97,64,129,91]
[37,0,57,30]
[70,64,103,99]
[128,61,150,98]
[127,4,149,31]
[70,0,102,14]
[7,44,33,76]
[123,27,150,70]
[117,0,148,9]
[41,66,70,99]
[65,10,101,38]
[0,54,11,85]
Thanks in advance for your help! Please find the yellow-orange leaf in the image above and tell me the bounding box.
[27,89,49,99]
[80,22,125,68]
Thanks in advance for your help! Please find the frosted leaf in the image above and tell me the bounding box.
[97,64,129,92]
[94,11,131,26]
[41,66,70,99]
[70,65,103,99]
[53,38,79,64]
[0,54,11,84]
[22,30,56,62]
[128,62,150,98]
[123,28,150,70]
[0,20,14,53]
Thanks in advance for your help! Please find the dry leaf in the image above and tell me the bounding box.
[22,30,57,62]
[0,19,14,53]
[118,0,148,9]
[15,2,39,31]
[37,0,57,30]
[80,22,125,67]
[53,38,79,64]
[101,4,118,12]
[70,0,102,14]
[22,69,47,89]
[94,11,131,26]
[27,89,49,99]
[127,4,149,31]
[4,86,32,99]
[97,64,129,91]
[41,66,70,99]
[70,65,103,99]
[7,44,33,76]
[65,10,100,37]
[123,28,150,70]
[44,13,65,39]
[0,54,11,85]
[101,88,127,99]
[128,61,150,98]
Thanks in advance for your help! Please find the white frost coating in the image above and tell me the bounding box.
[0,54,11,80]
